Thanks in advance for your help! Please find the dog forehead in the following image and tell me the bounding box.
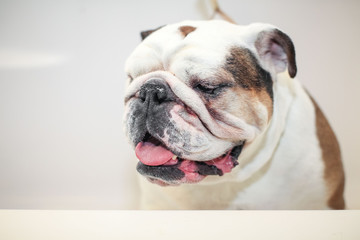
[149,20,247,42]
[125,20,274,80]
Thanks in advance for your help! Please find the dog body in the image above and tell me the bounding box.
[123,20,345,209]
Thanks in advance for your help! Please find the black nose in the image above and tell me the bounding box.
[139,79,174,104]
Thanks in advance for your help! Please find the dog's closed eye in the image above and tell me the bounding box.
[194,83,232,96]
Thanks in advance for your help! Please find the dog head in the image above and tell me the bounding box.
[123,20,296,186]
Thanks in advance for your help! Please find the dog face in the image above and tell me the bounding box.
[123,20,296,186]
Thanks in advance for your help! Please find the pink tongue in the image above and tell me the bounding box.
[135,141,174,166]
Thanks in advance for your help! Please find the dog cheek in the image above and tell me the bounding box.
[221,89,270,129]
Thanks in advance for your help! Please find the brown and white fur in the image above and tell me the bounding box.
[123,20,345,210]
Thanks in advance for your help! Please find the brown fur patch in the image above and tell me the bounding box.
[310,97,345,209]
[179,26,196,37]
[205,88,264,129]
[223,47,273,121]
[224,47,273,99]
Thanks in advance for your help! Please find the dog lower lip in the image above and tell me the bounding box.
[196,162,223,176]
[230,142,245,161]
[136,141,245,184]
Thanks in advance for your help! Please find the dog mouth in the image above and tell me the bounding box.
[135,133,244,186]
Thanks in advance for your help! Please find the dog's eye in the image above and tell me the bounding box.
[194,83,231,96]
[195,84,218,94]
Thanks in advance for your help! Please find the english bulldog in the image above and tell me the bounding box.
[123,20,345,210]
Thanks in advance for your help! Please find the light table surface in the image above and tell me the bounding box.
[0,210,359,240]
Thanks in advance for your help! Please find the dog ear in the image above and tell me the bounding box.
[255,28,297,78]
[140,25,164,41]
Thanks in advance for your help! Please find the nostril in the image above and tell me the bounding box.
[139,88,147,102]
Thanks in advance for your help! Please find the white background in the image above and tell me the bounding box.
[0,0,359,209]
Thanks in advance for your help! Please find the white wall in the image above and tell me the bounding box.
[0,0,359,209]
